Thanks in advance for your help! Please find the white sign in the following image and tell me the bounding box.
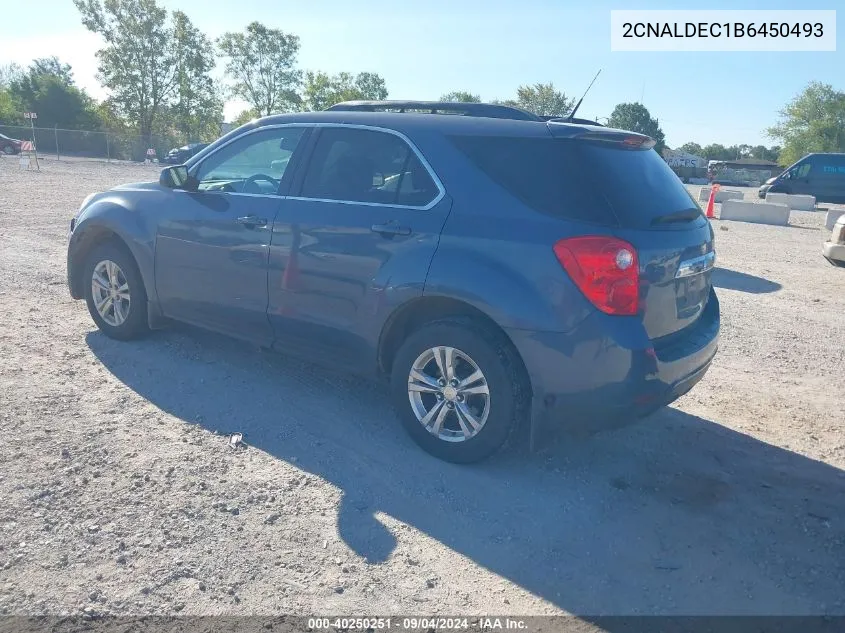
[667,155,705,168]
[23,112,37,119]
[610,10,836,52]
[664,150,706,169]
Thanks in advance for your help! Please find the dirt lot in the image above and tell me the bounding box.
[1,158,844,619]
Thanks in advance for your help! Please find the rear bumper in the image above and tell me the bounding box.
[508,290,720,440]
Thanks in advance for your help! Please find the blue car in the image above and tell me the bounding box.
[67,101,719,463]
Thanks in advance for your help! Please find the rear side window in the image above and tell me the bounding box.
[449,135,701,229]
[300,127,439,207]
[448,136,616,225]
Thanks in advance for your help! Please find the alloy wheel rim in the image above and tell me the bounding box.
[92,260,130,327]
[407,346,490,442]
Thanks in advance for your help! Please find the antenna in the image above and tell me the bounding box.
[566,69,602,122]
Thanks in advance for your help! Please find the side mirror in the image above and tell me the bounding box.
[160,165,194,190]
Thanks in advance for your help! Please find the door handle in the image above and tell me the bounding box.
[236,215,268,228]
[371,223,411,237]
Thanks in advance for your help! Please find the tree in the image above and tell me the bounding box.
[171,10,222,141]
[217,22,302,116]
[8,57,101,129]
[0,89,20,124]
[351,72,388,103]
[678,142,703,156]
[300,71,388,111]
[748,145,781,162]
[440,91,481,103]
[768,82,845,165]
[0,63,23,89]
[702,144,731,161]
[74,0,178,143]
[1,64,25,125]
[502,83,573,117]
[232,108,258,127]
[677,141,782,163]
[29,58,74,85]
[607,102,666,154]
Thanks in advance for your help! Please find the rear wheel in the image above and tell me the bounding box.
[390,319,525,463]
[83,242,149,340]
[1,145,14,155]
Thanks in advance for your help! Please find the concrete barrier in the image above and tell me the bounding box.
[719,200,790,226]
[764,192,816,211]
[697,187,744,203]
[825,209,845,231]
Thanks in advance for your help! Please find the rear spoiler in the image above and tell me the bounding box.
[547,121,656,149]
[539,115,604,126]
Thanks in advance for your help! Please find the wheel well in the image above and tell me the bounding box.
[71,227,136,296]
[378,296,532,393]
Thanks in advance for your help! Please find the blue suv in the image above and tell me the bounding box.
[67,101,719,463]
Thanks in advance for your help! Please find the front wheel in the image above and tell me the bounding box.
[390,319,526,463]
[83,242,149,340]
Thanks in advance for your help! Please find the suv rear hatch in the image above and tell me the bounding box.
[450,124,715,342]
[567,130,715,342]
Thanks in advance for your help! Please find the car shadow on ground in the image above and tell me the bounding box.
[712,267,782,294]
[87,327,845,617]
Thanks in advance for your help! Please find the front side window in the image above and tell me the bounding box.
[299,127,439,207]
[792,162,812,178]
[194,128,306,195]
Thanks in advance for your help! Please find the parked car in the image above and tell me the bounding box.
[162,142,209,164]
[0,133,23,155]
[760,153,845,203]
[757,176,779,198]
[66,101,720,463]
[823,214,845,267]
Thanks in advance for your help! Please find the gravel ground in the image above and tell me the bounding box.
[1,158,844,619]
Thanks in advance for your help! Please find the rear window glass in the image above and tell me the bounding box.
[581,143,701,228]
[449,135,700,228]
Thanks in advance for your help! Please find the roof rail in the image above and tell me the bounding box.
[326,100,542,122]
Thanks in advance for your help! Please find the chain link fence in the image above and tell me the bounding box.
[0,124,180,163]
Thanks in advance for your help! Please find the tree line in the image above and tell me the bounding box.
[675,142,782,164]
[1,0,842,166]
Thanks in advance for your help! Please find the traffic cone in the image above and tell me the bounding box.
[705,184,720,218]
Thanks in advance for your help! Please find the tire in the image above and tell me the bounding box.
[389,318,526,463]
[1,145,14,155]
[83,241,149,340]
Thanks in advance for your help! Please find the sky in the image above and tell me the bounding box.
[0,0,841,148]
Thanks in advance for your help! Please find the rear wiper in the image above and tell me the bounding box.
[650,208,702,225]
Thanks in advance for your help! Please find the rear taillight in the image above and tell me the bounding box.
[553,236,639,316]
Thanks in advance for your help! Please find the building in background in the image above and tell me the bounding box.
[707,158,782,187]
